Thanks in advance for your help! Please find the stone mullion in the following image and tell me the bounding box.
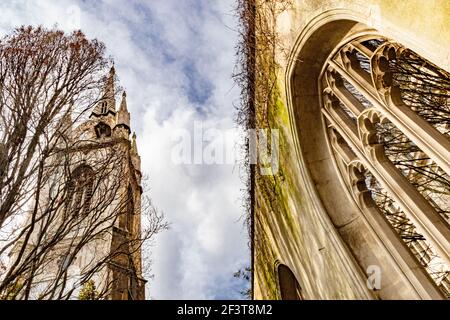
[367,156,450,267]
[329,59,376,99]
[324,71,365,117]
[370,43,450,176]
[325,126,357,190]
[321,109,380,185]
[334,112,450,268]
[322,113,438,298]
[321,86,450,267]
[357,110,450,266]
[382,93,450,176]
[322,56,450,267]
[352,42,375,60]
[327,55,450,265]
[346,161,444,300]
[321,101,363,154]
[330,56,450,177]
[328,129,357,166]
[325,114,445,298]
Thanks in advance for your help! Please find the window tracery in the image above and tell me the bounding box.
[321,36,450,297]
[66,165,94,217]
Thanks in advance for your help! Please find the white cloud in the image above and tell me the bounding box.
[0,0,249,299]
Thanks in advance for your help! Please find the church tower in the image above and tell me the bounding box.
[6,66,146,300]
[84,66,145,300]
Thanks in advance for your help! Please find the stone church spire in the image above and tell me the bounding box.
[90,66,116,118]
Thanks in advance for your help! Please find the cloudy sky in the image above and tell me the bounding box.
[0,0,249,299]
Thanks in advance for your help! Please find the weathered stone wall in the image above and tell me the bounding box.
[254,0,449,300]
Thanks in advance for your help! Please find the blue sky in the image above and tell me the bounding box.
[0,0,249,299]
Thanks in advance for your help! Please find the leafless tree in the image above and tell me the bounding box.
[0,26,168,300]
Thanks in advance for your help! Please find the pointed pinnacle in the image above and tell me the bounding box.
[131,132,138,152]
[119,91,128,112]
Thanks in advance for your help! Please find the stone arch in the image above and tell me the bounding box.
[275,262,303,300]
[94,121,112,138]
[284,11,447,299]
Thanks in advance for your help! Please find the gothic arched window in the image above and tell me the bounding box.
[320,36,450,297]
[100,101,108,114]
[66,165,94,217]
[277,264,303,300]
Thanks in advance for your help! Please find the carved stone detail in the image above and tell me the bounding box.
[371,43,406,104]
[347,161,375,209]
[357,108,389,163]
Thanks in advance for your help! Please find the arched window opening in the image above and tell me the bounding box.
[94,122,111,138]
[277,264,303,300]
[66,165,94,217]
[321,35,450,298]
